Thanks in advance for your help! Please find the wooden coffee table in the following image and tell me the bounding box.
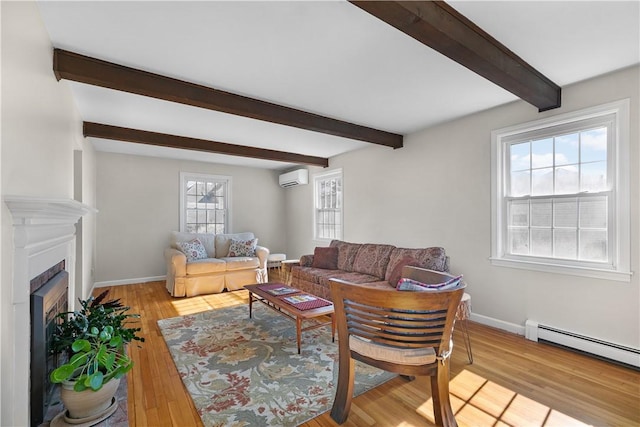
[244,283,334,354]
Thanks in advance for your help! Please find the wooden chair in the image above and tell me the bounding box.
[329,266,465,427]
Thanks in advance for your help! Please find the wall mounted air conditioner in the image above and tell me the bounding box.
[279,169,308,188]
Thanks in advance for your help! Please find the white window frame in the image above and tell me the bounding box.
[490,99,631,282]
[313,168,343,242]
[179,172,232,233]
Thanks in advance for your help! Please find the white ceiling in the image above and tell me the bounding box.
[37,1,640,170]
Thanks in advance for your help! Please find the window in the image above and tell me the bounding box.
[314,169,343,241]
[179,172,231,233]
[491,100,631,281]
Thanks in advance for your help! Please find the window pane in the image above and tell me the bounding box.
[186,209,197,224]
[186,181,197,195]
[187,195,197,209]
[580,197,607,228]
[196,224,207,234]
[531,229,552,256]
[531,199,552,227]
[510,170,530,196]
[531,168,553,196]
[580,127,607,163]
[554,229,577,259]
[206,224,216,234]
[555,133,579,166]
[553,198,577,228]
[579,230,607,261]
[216,210,225,225]
[581,161,607,192]
[555,165,579,194]
[509,200,529,227]
[186,224,196,233]
[510,142,530,171]
[531,138,553,168]
[509,229,529,255]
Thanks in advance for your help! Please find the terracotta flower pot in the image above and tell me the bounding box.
[60,377,120,420]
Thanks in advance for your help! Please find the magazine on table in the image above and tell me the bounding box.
[265,286,298,296]
[283,294,317,304]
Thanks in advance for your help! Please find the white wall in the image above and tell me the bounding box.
[0,2,97,425]
[285,66,640,350]
[94,152,287,284]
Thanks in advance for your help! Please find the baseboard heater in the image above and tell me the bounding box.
[525,320,640,369]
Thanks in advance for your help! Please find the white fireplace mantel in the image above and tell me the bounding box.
[4,195,96,427]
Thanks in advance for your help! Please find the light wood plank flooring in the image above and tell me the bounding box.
[97,279,640,427]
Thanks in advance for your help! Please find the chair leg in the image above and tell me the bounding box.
[430,360,457,427]
[330,357,355,424]
[459,319,473,364]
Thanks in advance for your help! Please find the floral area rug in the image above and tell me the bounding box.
[158,303,396,426]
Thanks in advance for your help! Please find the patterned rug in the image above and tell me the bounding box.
[158,304,396,426]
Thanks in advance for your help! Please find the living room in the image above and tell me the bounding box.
[2,1,639,426]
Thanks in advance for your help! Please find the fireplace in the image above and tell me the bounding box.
[5,196,94,427]
[30,261,68,427]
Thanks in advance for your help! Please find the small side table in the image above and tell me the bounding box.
[281,259,300,285]
[456,293,473,364]
[267,253,286,275]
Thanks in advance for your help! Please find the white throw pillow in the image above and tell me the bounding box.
[176,238,208,262]
[227,238,258,257]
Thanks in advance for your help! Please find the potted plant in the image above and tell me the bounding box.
[50,291,144,421]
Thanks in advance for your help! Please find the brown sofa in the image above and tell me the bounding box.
[291,240,449,301]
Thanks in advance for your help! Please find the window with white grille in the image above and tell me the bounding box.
[179,173,231,234]
[314,169,343,241]
[491,100,631,281]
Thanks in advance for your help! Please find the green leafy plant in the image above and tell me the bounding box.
[50,291,144,391]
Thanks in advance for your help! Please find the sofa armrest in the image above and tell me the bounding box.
[165,247,186,277]
[255,245,269,270]
[299,254,314,267]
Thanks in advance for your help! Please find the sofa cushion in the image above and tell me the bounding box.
[176,238,208,262]
[311,247,339,269]
[384,247,449,283]
[330,240,362,272]
[293,266,341,285]
[171,231,215,258]
[185,258,227,275]
[219,256,260,271]
[318,271,381,288]
[352,244,395,278]
[227,238,258,257]
[214,232,255,258]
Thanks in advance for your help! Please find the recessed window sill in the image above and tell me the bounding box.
[489,257,632,282]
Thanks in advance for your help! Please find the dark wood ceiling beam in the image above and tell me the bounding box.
[55,49,403,148]
[349,1,561,111]
[83,122,329,167]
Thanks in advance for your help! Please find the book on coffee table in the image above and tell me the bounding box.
[265,286,298,296]
[281,294,332,310]
[283,294,317,304]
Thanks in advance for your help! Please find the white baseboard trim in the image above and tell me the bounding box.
[94,275,166,288]
[470,313,526,336]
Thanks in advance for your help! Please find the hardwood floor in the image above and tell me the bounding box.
[98,279,640,427]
